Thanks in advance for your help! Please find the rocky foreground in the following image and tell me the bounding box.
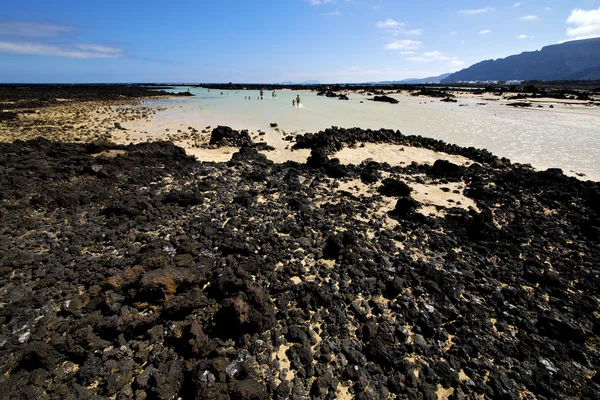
[0,127,599,400]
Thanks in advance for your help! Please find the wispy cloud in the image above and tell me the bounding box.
[517,34,533,39]
[322,10,341,16]
[566,7,600,40]
[384,39,422,50]
[459,7,494,15]
[0,19,74,38]
[0,17,126,59]
[513,2,523,7]
[405,50,464,69]
[376,19,422,36]
[479,29,492,35]
[519,15,538,21]
[449,60,464,69]
[377,18,403,29]
[308,0,335,5]
[0,41,124,58]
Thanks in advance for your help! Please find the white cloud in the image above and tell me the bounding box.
[385,39,422,50]
[308,0,335,5]
[519,15,538,21]
[376,19,422,36]
[400,51,416,55]
[423,51,450,60]
[322,10,341,16]
[0,19,74,38]
[0,41,124,58]
[450,31,457,35]
[479,29,492,35]
[459,8,494,15]
[513,2,523,7]
[405,51,464,69]
[566,8,600,40]
[517,34,533,39]
[376,18,403,29]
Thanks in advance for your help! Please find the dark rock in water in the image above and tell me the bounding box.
[209,125,252,147]
[338,94,349,100]
[507,102,532,107]
[373,95,399,104]
[378,178,412,196]
[270,122,278,127]
[441,97,457,103]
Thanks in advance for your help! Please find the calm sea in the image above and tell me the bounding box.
[145,87,600,181]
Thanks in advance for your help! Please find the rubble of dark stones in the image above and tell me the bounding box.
[0,85,191,111]
[411,89,455,99]
[0,127,599,399]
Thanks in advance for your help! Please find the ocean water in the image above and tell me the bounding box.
[145,87,600,180]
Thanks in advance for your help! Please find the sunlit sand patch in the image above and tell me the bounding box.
[91,150,127,158]
[334,382,353,400]
[333,143,471,167]
[290,277,302,285]
[259,148,311,164]
[409,181,479,214]
[183,147,238,162]
[437,384,455,400]
[275,343,295,382]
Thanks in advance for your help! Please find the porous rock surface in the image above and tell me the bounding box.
[0,128,599,399]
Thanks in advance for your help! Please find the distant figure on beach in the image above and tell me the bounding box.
[296,95,301,107]
[260,89,264,100]
[292,99,295,107]
[272,91,276,98]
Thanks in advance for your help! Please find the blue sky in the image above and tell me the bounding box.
[1,0,600,83]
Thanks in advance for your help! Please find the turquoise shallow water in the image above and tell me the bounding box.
[146,87,600,180]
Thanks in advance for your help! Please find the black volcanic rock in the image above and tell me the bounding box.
[443,37,600,82]
[372,95,399,104]
[1,131,599,400]
[378,178,412,196]
[209,125,252,147]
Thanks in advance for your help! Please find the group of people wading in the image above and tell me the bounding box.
[244,90,302,107]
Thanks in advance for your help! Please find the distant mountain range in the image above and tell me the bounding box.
[442,37,600,83]
[378,73,452,84]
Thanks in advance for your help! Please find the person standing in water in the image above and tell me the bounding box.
[292,99,295,107]
[296,95,301,107]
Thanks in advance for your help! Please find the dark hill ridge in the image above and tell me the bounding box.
[443,37,600,82]
[0,129,599,399]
